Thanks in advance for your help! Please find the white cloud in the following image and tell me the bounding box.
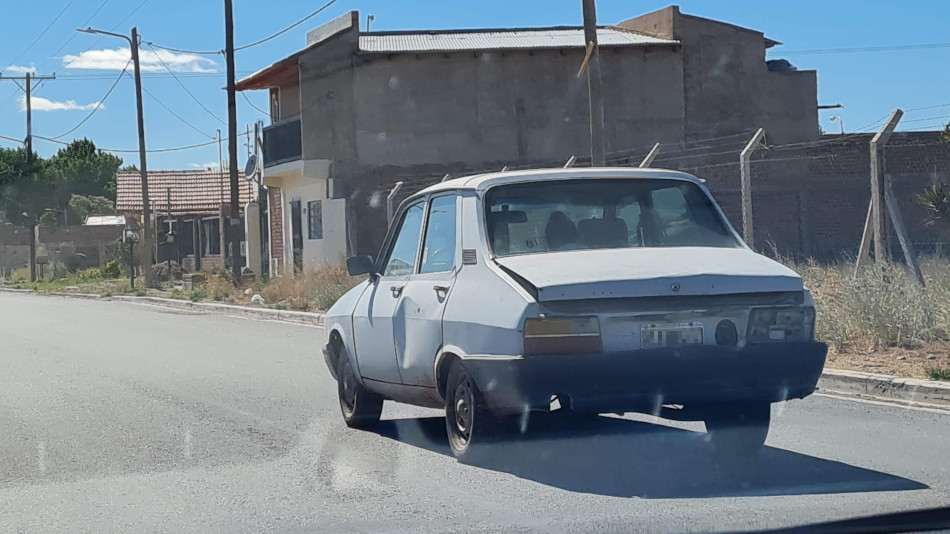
[189,161,221,170]
[20,95,102,112]
[63,47,217,73]
[5,64,36,74]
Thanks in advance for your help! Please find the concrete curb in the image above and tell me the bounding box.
[109,296,325,327]
[817,368,950,408]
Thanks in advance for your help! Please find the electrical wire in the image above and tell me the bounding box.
[242,92,269,116]
[47,58,131,140]
[146,43,227,126]
[145,42,221,56]
[64,0,151,69]
[33,0,113,74]
[35,131,248,153]
[0,133,24,144]
[144,0,342,56]
[234,0,341,51]
[141,81,216,139]
[781,42,950,55]
[3,0,77,70]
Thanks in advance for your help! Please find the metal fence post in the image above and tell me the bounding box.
[739,128,766,247]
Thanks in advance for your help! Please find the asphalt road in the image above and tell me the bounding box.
[1,292,948,533]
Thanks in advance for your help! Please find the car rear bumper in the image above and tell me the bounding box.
[463,342,828,416]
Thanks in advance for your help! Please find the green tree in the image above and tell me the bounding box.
[68,194,115,223]
[46,138,123,199]
[0,139,122,227]
[0,146,52,226]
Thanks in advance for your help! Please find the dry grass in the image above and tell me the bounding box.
[788,257,950,353]
[258,264,363,311]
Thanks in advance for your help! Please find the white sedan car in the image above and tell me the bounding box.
[323,168,827,462]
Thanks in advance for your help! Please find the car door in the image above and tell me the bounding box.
[394,194,459,387]
[352,201,425,384]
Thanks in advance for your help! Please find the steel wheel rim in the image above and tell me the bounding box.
[453,376,474,443]
[341,359,357,414]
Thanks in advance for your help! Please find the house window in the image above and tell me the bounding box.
[307,200,323,239]
[201,219,221,256]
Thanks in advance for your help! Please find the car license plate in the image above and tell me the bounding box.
[641,322,704,349]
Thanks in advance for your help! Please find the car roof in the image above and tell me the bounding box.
[416,167,702,196]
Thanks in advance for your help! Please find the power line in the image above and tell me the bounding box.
[35,131,248,153]
[905,102,950,113]
[145,42,221,56]
[781,42,950,55]
[48,58,131,140]
[144,0,341,55]
[108,0,151,32]
[63,0,151,69]
[242,92,269,116]
[234,0,340,51]
[34,0,113,73]
[0,133,24,144]
[146,43,227,126]
[141,81,215,139]
[3,0,77,70]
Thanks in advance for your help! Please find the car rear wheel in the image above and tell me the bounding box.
[337,354,383,429]
[704,402,771,456]
[445,361,495,463]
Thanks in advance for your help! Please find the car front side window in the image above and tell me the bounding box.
[383,202,425,277]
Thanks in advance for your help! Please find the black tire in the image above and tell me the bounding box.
[337,353,383,429]
[704,402,771,457]
[444,361,495,463]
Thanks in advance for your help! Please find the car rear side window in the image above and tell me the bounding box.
[485,178,738,256]
[384,202,425,276]
[420,195,457,274]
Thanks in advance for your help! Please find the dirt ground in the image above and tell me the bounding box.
[827,346,950,379]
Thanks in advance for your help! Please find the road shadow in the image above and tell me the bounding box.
[373,414,927,499]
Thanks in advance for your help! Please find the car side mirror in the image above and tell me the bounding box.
[346,255,376,278]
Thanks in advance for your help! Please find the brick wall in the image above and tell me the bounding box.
[268,186,284,271]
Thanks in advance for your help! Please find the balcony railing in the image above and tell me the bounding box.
[263,116,302,168]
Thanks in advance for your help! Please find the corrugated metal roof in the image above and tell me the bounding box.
[116,170,254,214]
[359,27,677,53]
[84,215,126,226]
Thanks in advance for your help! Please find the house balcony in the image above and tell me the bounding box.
[263,116,302,168]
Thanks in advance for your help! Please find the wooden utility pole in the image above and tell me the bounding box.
[581,0,605,166]
[1,71,56,282]
[130,27,154,287]
[78,26,154,286]
[224,0,242,282]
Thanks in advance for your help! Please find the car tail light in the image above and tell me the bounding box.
[747,307,815,343]
[523,316,602,355]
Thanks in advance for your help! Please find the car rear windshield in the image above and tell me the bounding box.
[485,178,739,257]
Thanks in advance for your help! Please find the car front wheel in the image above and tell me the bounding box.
[704,402,771,456]
[337,354,383,429]
[445,361,496,462]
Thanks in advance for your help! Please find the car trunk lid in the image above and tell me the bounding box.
[493,247,803,302]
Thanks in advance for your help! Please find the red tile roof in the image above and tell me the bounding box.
[116,170,255,214]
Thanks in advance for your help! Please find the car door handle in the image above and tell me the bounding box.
[432,284,451,293]
[389,284,405,297]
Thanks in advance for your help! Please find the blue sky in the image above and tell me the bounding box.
[1,0,948,170]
